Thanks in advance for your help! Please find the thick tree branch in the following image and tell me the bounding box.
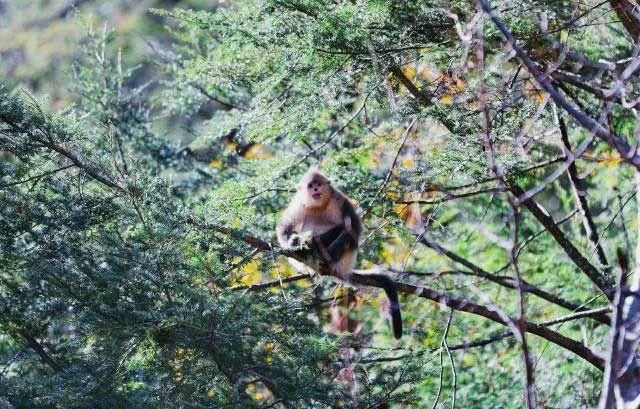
[450,306,612,351]
[509,183,613,298]
[18,330,62,372]
[418,236,610,324]
[356,271,605,370]
[549,69,640,109]
[208,224,605,370]
[609,0,640,41]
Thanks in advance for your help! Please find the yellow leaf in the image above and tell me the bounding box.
[439,94,453,104]
[599,158,622,167]
[402,65,417,80]
[209,159,223,168]
[450,78,466,92]
[401,157,415,167]
[560,30,569,43]
[230,259,262,286]
[598,151,622,166]
[207,390,214,398]
[393,203,408,216]
[387,191,400,200]
[244,144,272,159]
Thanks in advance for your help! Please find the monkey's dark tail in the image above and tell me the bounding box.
[367,274,402,339]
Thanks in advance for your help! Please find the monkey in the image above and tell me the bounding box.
[276,167,402,339]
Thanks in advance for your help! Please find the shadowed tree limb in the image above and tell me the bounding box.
[8,328,62,373]
[509,183,613,298]
[558,114,610,269]
[418,236,610,324]
[609,0,640,41]
[204,222,605,370]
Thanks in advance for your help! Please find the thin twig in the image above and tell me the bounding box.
[362,117,418,218]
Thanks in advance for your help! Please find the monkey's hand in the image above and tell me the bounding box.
[288,231,313,249]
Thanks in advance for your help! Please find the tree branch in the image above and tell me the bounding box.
[208,223,605,370]
[418,236,610,324]
[479,0,640,168]
[609,0,640,41]
[18,330,62,372]
[356,271,605,370]
[389,66,433,106]
[509,183,613,298]
[558,115,609,269]
[231,273,312,292]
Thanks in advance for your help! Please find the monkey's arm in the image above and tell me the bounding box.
[276,210,303,248]
[276,219,294,247]
[320,199,361,260]
[277,212,312,248]
[312,226,346,264]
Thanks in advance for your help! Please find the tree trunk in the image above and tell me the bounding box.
[600,169,640,409]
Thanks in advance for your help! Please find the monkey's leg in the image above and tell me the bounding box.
[313,226,347,263]
[325,230,357,257]
[313,236,333,264]
[315,228,359,275]
[332,250,356,278]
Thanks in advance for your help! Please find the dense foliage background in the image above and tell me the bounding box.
[3,0,640,408]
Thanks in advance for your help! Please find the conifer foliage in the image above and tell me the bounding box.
[3,1,640,408]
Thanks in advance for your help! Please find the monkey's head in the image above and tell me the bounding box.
[297,168,332,208]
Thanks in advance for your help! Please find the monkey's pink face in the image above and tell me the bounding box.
[304,178,330,207]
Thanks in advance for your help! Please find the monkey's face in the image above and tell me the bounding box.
[301,176,331,208]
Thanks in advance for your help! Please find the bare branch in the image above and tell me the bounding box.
[449,306,612,351]
[363,117,418,218]
[418,236,610,324]
[231,274,312,292]
[558,114,609,269]
[609,0,640,41]
[479,0,640,168]
[385,275,605,370]
[509,183,613,298]
[0,164,75,189]
[39,140,124,191]
[18,330,62,372]
[389,66,432,106]
[207,220,605,369]
[395,186,504,205]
